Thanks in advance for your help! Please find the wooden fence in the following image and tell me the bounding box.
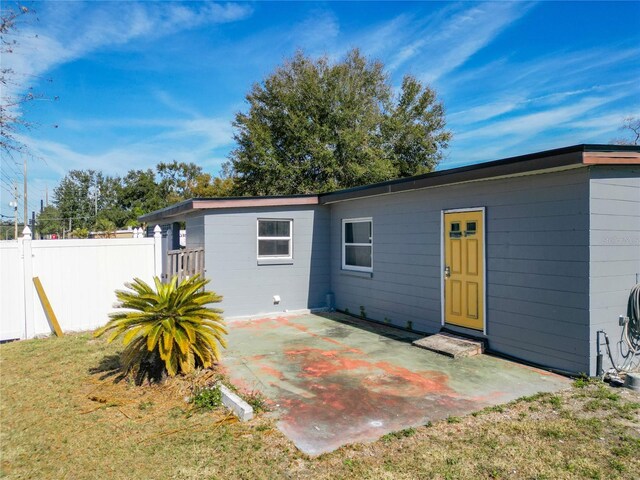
[164,248,205,283]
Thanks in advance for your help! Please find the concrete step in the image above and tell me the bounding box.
[412,332,485,358]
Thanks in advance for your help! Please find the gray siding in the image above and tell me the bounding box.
[204,206,331,317]
[589,166,640,375]
[329,167,592,374]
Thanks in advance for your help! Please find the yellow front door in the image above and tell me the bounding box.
[444,210,484,331]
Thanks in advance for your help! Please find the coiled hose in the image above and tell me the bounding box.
[600,283,640,375]
[624,283,640,357]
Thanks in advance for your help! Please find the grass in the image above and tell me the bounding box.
[1,333,639,479]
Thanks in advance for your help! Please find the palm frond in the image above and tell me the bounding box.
[94,274,226,380]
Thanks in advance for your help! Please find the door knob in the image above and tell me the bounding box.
[444,266,451,278]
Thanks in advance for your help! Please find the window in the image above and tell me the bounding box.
[342,218,372,272]
[257,219,292,259]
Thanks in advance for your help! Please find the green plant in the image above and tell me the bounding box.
[543,395,562,408]
[573,373,592,388]
[382,427,417,443]
[192,385,222,410]
[70,227,89,238]
[94,275,226,382]
[243,390,269,412]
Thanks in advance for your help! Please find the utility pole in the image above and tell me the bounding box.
[23,154,28,233]
[45,184,48,206]
[10,183,18,239]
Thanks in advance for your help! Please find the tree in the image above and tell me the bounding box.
[1,4,56,156]
[47,164,233,234]
[157,160,233,202]
[157,161,203,204]
[611,116,640,146]
[120,169,164,212]
[226,49,451,195]
[37,205,62,236]
[1,4,34,155]
[53,170,118,231]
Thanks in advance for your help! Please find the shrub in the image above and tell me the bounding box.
[94,275,227,383]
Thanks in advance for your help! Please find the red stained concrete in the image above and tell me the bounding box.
[223,313,570,455]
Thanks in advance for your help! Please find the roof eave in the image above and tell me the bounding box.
[138,195,319,224]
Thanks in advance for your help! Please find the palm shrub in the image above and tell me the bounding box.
[94,275,226,383]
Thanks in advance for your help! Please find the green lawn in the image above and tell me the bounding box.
[1,333,639,479]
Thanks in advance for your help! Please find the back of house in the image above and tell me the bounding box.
[141,144,640,377]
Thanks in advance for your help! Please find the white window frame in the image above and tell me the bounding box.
[257,218,293,260]
[342,217,373,272]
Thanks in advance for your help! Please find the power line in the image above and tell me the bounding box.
[0,183,15,197]
[0,176,16,192]
[35,215,96,221]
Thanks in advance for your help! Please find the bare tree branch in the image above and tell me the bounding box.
[611,116,640,146]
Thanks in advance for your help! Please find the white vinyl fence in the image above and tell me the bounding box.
[0,226,163,341]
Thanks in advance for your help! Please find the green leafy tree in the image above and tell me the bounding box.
[120,169,165,215]
[157,161,204,204]
[208,176,235,197]
[94,275,227,383]
[49,163,232,233]
[36,205,62,236]
[157,161,234,202]
[190,172,235,198]
[53,170,119,230]
[226,49,451,195]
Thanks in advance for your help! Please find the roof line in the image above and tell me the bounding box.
[319,143,639,204]
[139,143,639,222]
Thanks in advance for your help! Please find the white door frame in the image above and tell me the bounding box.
[440,207,487,335]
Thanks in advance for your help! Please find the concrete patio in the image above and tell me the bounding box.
[222,312,570,455]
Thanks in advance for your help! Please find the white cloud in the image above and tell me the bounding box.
[449,81,638,126]
[3,2,253,99]
[449,100,521,124]
[17,114,236,182]
[378,2,536,83]
[456,94,624,142]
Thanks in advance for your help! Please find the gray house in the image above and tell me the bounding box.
[141,144,640,376]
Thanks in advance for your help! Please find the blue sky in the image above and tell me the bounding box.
[1,1,639,220]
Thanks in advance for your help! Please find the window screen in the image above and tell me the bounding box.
[343,219,372,272]
[257,219,292,258]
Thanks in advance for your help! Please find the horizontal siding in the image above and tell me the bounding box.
[331,167,591,373]
[205,206,331,317]
[589,166,640,375]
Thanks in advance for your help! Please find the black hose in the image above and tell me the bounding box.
[626,283,640,351]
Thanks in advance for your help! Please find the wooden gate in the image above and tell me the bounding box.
[164,248,205,282]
